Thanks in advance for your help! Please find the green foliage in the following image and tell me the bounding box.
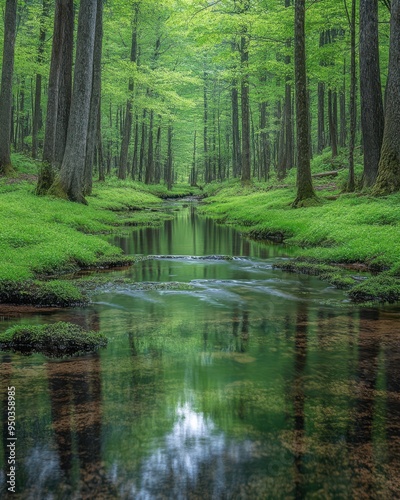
[0,322,108,356]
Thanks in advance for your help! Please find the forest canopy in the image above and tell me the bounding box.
[0,0,397,203]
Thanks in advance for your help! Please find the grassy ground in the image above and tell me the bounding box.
[200,149,400,303]
[0,154,200,306]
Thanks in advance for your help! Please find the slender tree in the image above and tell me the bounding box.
[0,0,17,175]
[292,0,316,206]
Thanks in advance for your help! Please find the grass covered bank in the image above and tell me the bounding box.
[200,156,400,304]
[0,154,200,307]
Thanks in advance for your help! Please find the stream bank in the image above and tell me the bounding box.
[201,179,400,303]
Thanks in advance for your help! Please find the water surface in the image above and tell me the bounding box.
[1,203,400,499]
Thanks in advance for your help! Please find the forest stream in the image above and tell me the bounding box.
[1,201,400,499]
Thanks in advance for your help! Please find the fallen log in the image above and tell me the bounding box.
[312,170,339,178]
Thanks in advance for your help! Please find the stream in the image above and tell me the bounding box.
[1,202,400,499]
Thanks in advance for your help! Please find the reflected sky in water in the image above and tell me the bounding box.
[1,203,400,498]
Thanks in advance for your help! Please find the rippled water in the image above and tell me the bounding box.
[1,203,400,499]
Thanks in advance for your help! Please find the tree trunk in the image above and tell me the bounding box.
[317,32,326,154]
[119,3,139,180]
[138,109,147,182]
[240,30,251,183]
[373,0,400,194]
[49,0,98,203]
[32,0,49,159]
[165,125,173,190]
[232,80,241,178]
[347,0,357,192]
[0,0,17,175]
[328,89,338,158]
[131,114,139,180]
[154,121,162,184]
[359,0,384,187]
[293,0,316,206]
[83,0,103,196]
[203,70,210,183]
[145,110,154,184]
[38,0,73,194]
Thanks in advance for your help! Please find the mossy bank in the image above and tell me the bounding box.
[0,154,200,307]
[200,157,400,304]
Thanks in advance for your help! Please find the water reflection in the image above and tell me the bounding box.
[1,205,400,498]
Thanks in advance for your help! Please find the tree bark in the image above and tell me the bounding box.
[83,0,103,196]
[119,3,139,180]
[240,29,251,183]
[359,0,384,187]
[32,0,49,159]
[0,0,17,175]
[49,0,98,203]
[373,0,400,194]
[347,0,357,192]
[38,0,73,194]
[293,0,316,206]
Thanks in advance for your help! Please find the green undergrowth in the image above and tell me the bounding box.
[0,322,108,357]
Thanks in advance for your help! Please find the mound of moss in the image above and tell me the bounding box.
[274,261,356,290]
[348,274,400,303]
[0,280,87,307]
[0,322,108,356]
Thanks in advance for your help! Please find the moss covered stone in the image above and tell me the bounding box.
[0,322,108,356]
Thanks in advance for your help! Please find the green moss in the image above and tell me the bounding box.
[0,280,87,307]
[348,274,400,303]
[0,322,107,357]
[274,261,356,290]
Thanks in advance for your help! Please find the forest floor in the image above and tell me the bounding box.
[0,154,200,308]
[201,150,400,304]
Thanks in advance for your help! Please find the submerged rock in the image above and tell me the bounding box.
[0,321,108,357]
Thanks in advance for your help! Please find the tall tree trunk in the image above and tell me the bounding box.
[145,110,154,184]
[154,121,162,184]
[138,109,147,182]
[49,0,98,203]
[83,0,103,196]
[119,3,139,180]
[317,32,326,154]
[165,125,173,190]
[131,114,139,180]
[240,28,251,183]
[328,89,338,158]
[232,79,241,178]
[0,0,17,175]
[293,0,316,206]
[38,0,73,194]
[190,130,197,186]
[203,70,210,183]
[373,0,400,194]
[347,0,356,191]
[32,0,49,159]
[259,97,270,181]
[359,0,384,187]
